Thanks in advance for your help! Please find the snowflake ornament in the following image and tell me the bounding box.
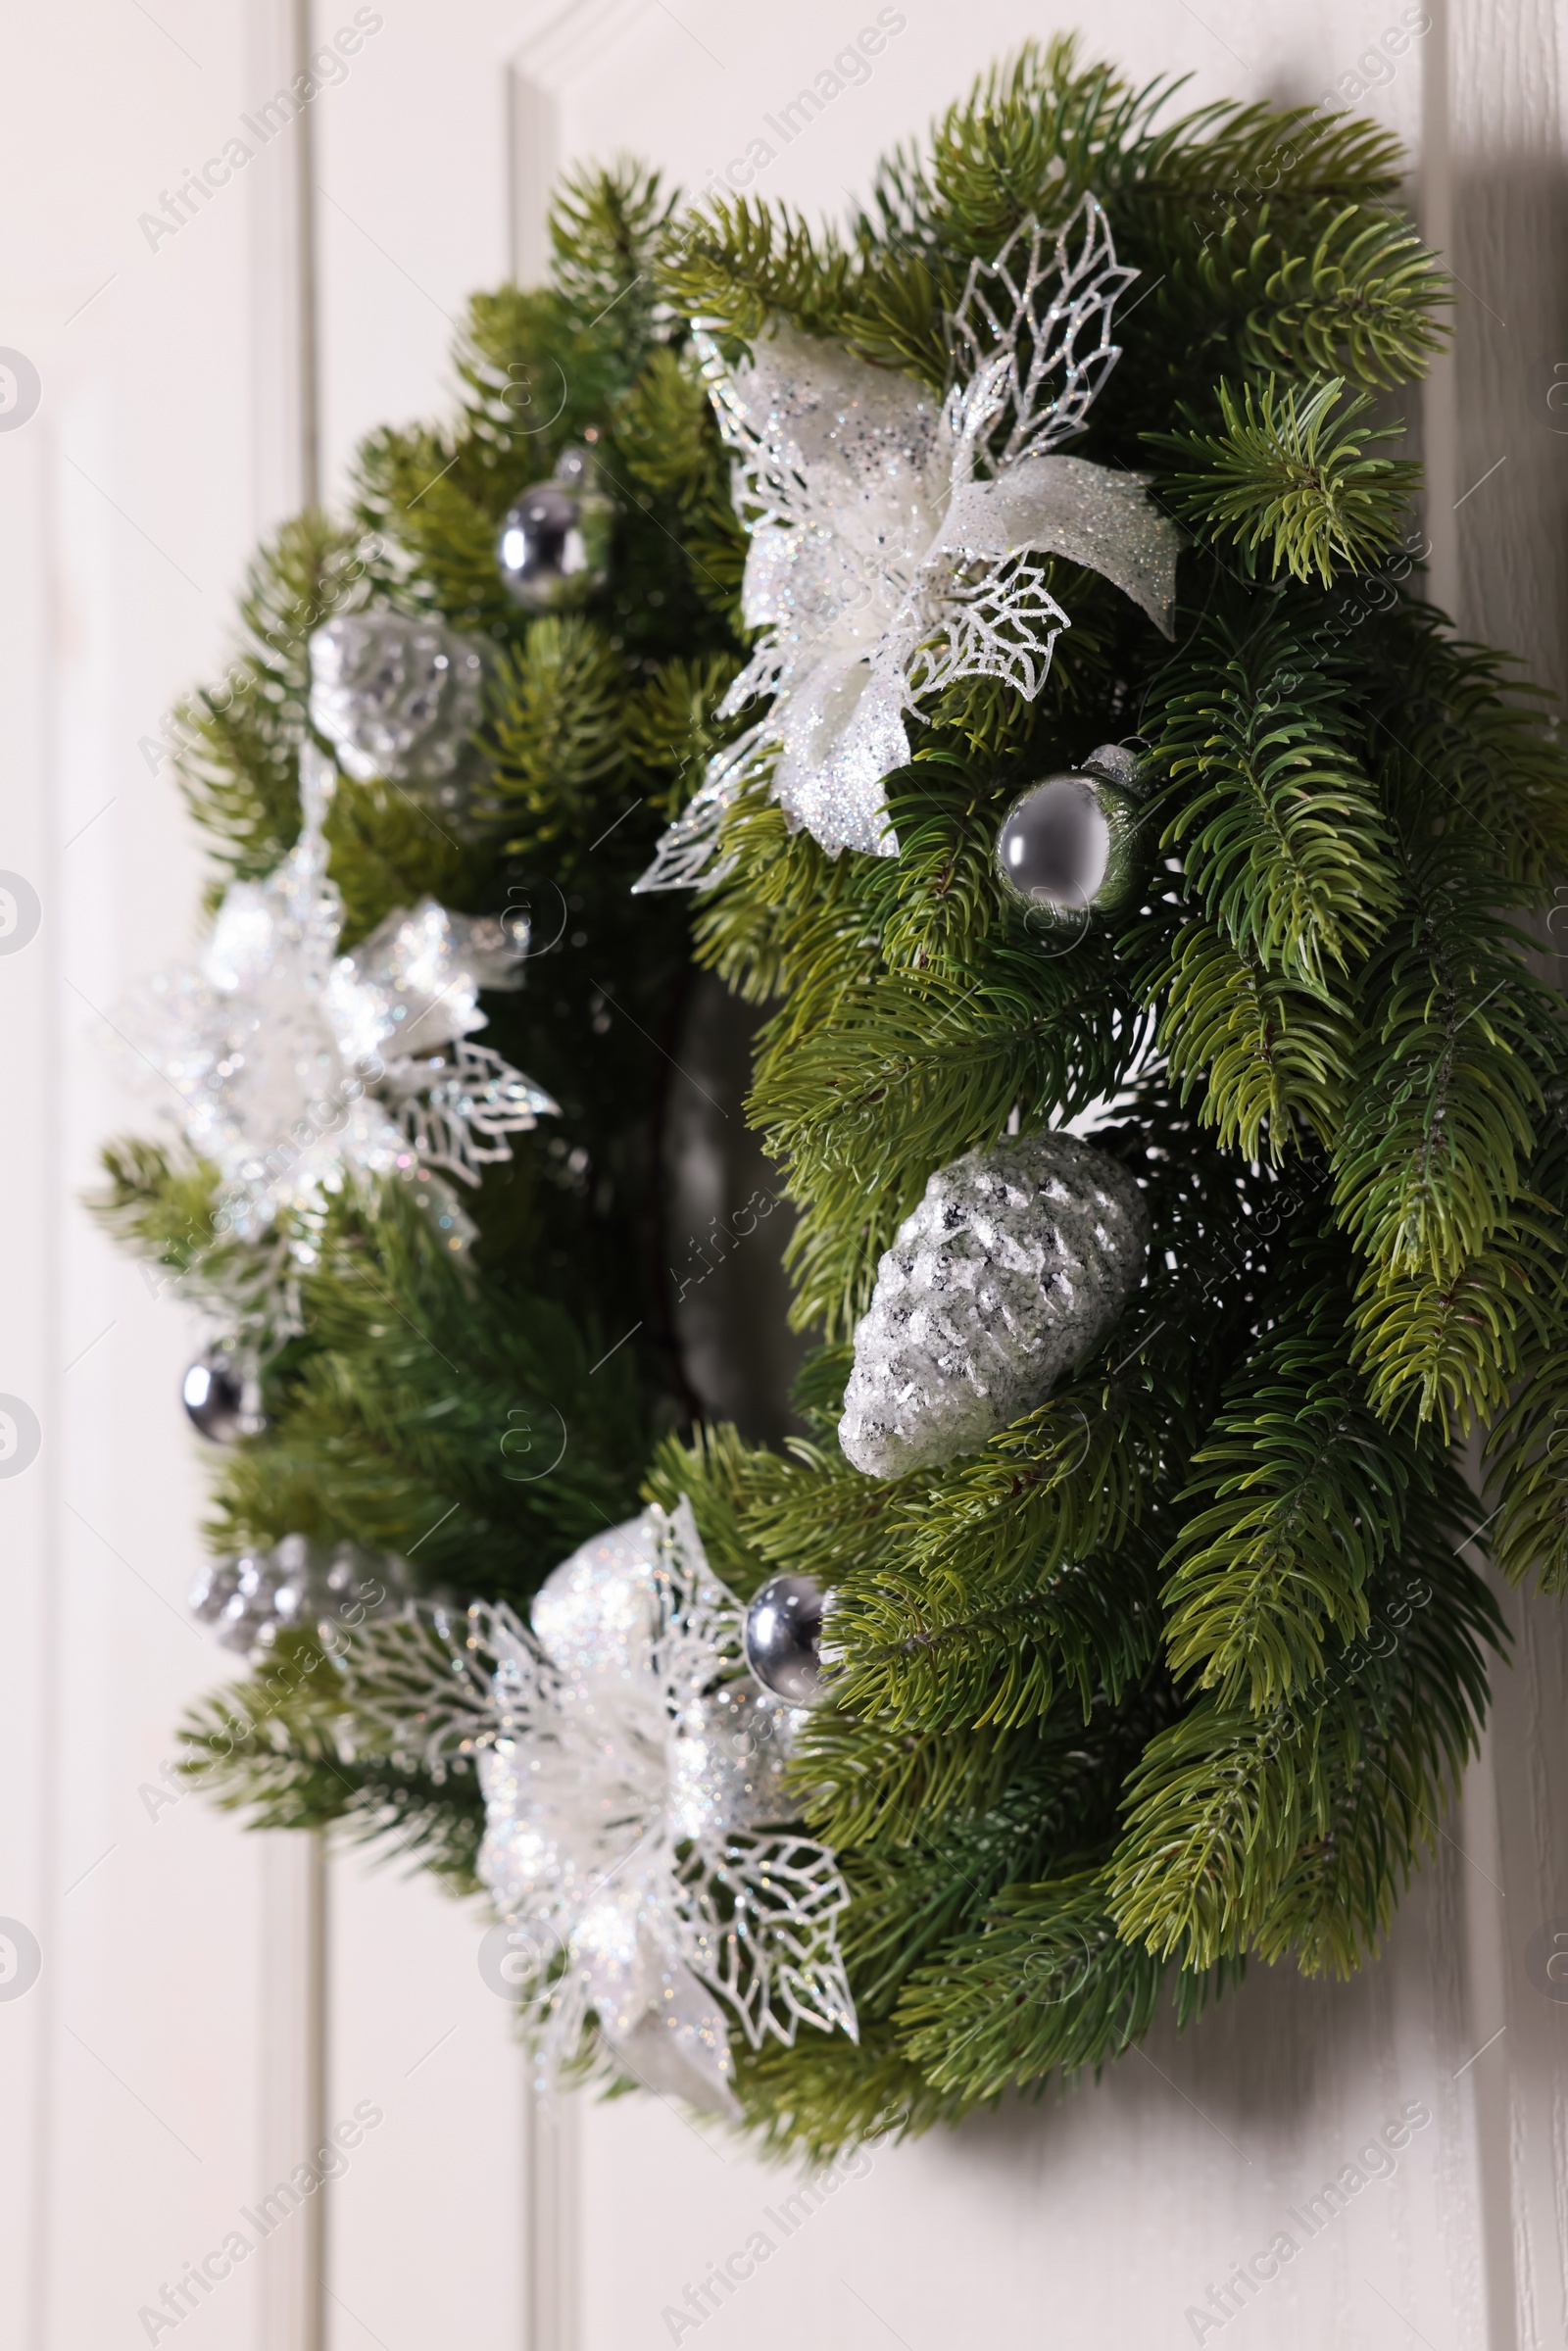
[349,1501,858,2113]
[136,741,556,1265]
[636,196,1180,883]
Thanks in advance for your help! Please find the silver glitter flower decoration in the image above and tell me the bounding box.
[347,1502,858,2113]
[636,197,1180,884]
[135,742,556,1259]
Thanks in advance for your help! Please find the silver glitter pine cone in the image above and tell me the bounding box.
[996,743,1148,929]
[839,1130,1151,1479]
[190,1533,409,1657]
[743,1575,831,1705]
[497,445,614,612]
[309,612,490,820]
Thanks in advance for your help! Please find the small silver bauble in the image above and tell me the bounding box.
[497,445,615,612]
[181,1350,267,1445]
[996,743,1147,929]
[743,1574,830,1705]
[189,1533,408,1657]
[309,612,490,818]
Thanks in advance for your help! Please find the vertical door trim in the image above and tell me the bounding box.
[526,2085,581,2351]
[509,69,561,287]
[1419,0,1459,617]
[247,2,328,2345]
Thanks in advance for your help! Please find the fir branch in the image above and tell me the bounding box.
[733,2023,959,2162]
[641,1421,774,1601]
[95,1137,227,1280]
[612,344,747,613]
[179,1633,488,1892]
[894,1871,1167,2099]
[662,196,855,356]
[1361,605,1568,898]
[738,1441,914,1588]
[484,615,628,853]
[612,343,731,512]
[864,39,1176,265]
[1153,919,1356,1160]
[841,1730,1132,2018]
[92,1139,289,1339]
[1148,611,1398,993]
[623,653,748,814]
[1152,375,1417,587]
[174,513,371,880]
[816,1522,1166,1743]
[800,1717,1030,1853]
[868,759,1016,980]
[1353,1225,1559,1441]
[323,773,486,949]
[1475,1110,1568,1584]
[1106,1696,1301,1968]
[1331,771,1548,1289]
[546,160,677,361]
[689,777,827,1006]
[206,1186,647,1609]
[1484,1346,1568,1593]
[1240,204,1448,388]
[1250,1474,1503,1973]
[754,940,1137,1337]
[1112,1474,1503,1972]
[1113,99,1408,219]
[356,287,628,631]
[1160,1254,1424,1712]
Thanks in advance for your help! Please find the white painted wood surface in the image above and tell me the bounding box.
[3,4,1565,2347]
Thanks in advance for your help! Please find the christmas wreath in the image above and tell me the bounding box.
[106,42,1568,2156]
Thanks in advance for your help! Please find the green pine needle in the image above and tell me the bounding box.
[1153,375,1418,586]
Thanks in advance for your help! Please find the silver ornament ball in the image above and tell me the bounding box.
[996,744,1147,929]
[182,1350,266,1445]
[743,1575,830,1705]
[839,1130,1151,1480]
[309,612,490,818]
[497,445,615,612]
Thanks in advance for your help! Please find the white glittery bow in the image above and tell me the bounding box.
[349,1502,858,2113]
[636,197,1180,883]
[134,742,557,1257]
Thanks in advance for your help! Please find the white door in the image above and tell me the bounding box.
[4,4,1565,2348]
